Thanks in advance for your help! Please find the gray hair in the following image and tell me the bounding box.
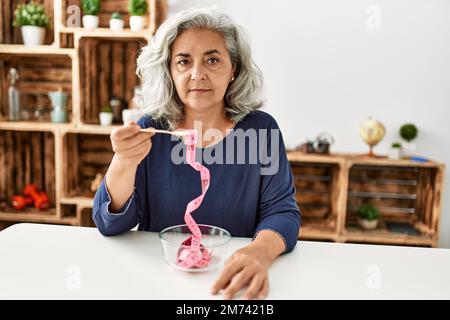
[135,7,264,130]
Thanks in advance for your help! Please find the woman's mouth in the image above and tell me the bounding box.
[189,89,211,95]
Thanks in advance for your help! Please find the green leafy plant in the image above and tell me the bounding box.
[82,0,100,16]
[101,105,112,113]
[111,12,123,20]
[391,142,402,149]
[400,124,418,142]
[128,0,148,16]
[357,204,379,221]
[13,1,50,28]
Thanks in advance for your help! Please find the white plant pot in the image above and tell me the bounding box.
[109,19,125,31]
[99,112,113,126]
[358,218,378,230]
[388,147,402,160]
[21,26,45,46]
[130,16,146,31]
[82,15,99,30]
[402,141,416,157]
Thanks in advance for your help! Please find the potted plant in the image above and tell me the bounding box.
[388,142,402,160]
[399,123,418,157]
[128,0,147,31]
[99,105,113,126]
[82,0,100,30]
[13,2,50,46]
[109,12,124,31]
[357,204,379,230]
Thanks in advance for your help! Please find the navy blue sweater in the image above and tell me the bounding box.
[92,110,301,253]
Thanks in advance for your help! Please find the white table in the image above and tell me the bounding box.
[0,223,449,299]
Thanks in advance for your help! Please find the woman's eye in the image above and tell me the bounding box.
[207,57,219,64]
[178,60,189,65]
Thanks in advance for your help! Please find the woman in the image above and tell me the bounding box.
[93,7,301,300]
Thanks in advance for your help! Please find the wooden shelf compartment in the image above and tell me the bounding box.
[343,164,444,247]
[0,0,55,45]
[0,53,73,122]
[60,199,95,227]
[61,0,167,34]
[61,203,77,218]
[62,133,113,199]
[290,161,342,240]
[60,33,75,49]
[79,207,96,227]
[78,37,145,125]
[0,130,57,217]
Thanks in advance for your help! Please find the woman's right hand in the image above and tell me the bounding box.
[110,121,155,168]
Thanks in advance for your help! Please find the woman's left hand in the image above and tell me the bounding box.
[210,245,270,300]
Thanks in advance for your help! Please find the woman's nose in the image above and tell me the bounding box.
[191,63,207,80]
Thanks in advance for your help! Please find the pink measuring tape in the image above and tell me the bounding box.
[176,130,212,269]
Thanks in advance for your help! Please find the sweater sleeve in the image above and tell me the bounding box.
[254,118,302,253]
[92,117,149,236]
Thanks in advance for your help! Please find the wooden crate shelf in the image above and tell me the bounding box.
[60,33,75,49]
[63,133,113,199]
[79,207,96,227]
[0,0,55,45]
[79,37,145,125]
[61,203,77,218]
[288,151,445,247]
[0,1,166,230]
[0,130,57,219]
[347,165,420,222]
[64,0,144,29]
[291,161,341,240]
[0,52,73,122]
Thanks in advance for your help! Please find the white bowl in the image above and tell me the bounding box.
[159,224,231,272]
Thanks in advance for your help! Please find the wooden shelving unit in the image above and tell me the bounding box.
[288,151,445,247]
[0,0,167,229]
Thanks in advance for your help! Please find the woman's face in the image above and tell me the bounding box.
[170,28,235,113]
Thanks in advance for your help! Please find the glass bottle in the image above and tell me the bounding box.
[8,68,20,121]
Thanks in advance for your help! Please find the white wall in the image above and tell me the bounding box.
[168,0,450,247]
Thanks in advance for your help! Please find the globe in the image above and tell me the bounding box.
[360,117,386,156]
